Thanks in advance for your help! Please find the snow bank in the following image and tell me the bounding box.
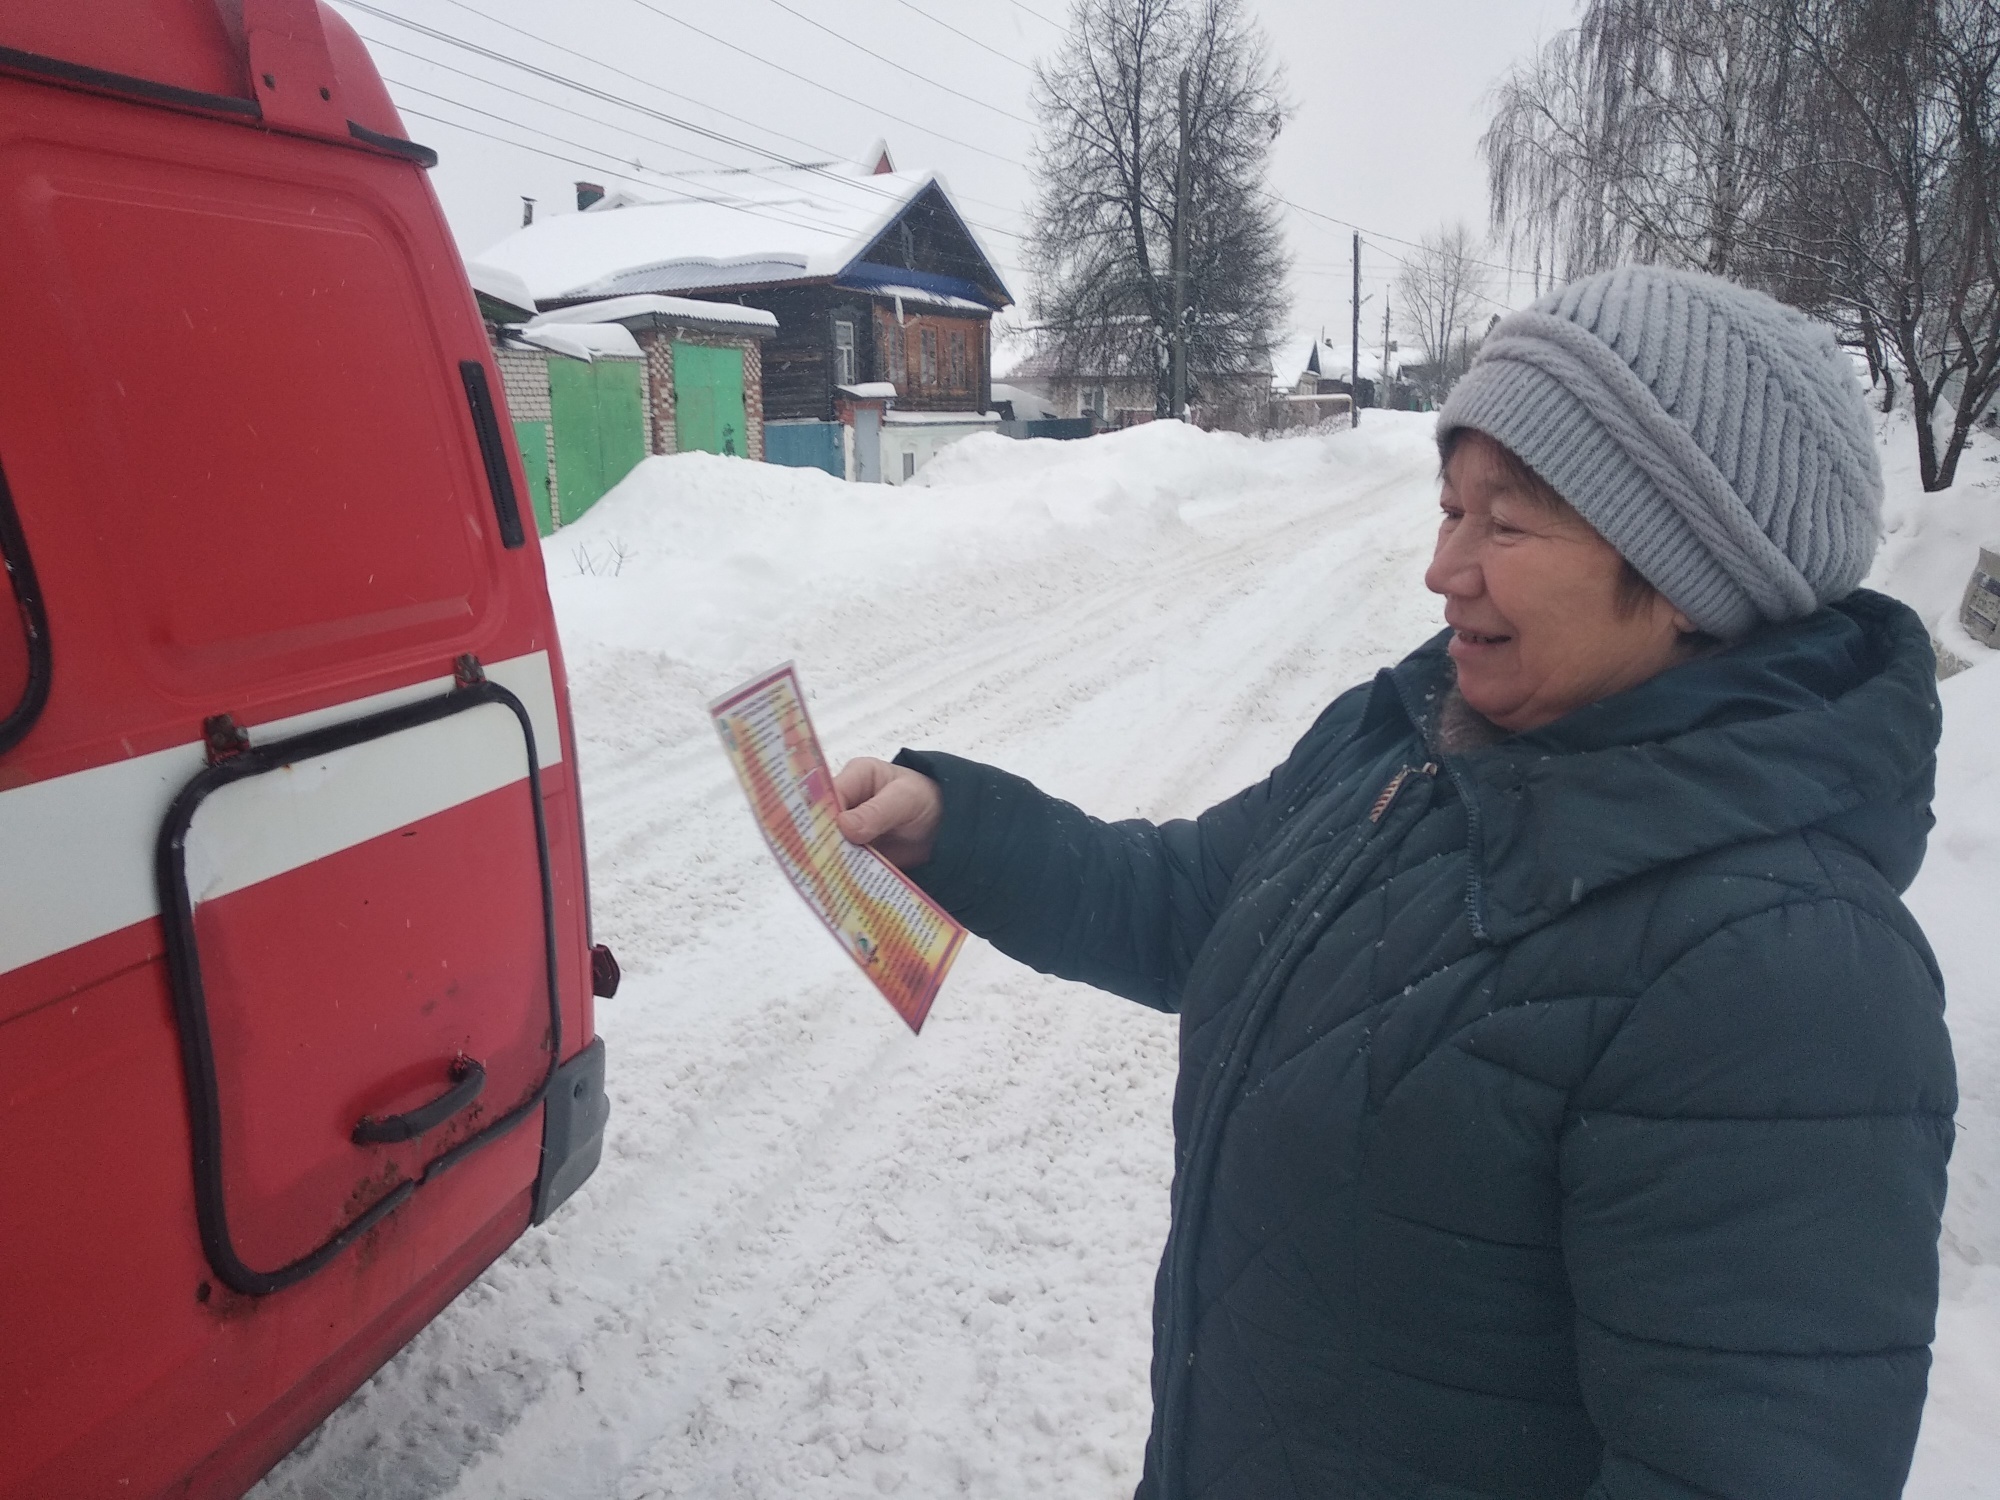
[1866,409,2000,669]
[545,417,1437,683]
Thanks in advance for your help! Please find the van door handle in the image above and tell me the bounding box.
[352,1055,486,1144]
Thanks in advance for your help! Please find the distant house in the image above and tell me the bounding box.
[1278,334,1416,412]
[477,145,1014,484]
[1005,352,1274,434]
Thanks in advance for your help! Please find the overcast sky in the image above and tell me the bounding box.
[333,0,1573,361]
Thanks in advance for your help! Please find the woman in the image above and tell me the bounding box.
[835,266,1957,1500]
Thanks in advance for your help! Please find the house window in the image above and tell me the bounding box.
[885,316,907,388]
[948,330,966,389]
[902,451,916,480]
[1082,385,1106,418]
[833,318,856,385]
[920,327,937,387]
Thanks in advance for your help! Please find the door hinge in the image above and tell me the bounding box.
[202,713,250,765]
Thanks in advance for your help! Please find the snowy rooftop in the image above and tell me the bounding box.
[526,294,778,333]
[465,259,537,320]
[515,322,642,361]
[1278,334,1400,386]
[478,158,1003,305]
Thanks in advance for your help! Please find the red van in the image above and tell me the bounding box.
[0,4,611,1495]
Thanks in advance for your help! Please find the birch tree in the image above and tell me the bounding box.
[1396,223,1493,404]
[1481,0,2000,490]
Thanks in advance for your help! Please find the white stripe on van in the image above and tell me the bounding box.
[0,651,562,980]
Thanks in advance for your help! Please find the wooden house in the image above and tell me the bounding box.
[476,146,1013,482]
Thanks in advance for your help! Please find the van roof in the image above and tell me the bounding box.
[0,1,419,166]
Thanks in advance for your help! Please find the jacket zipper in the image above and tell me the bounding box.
[1368,760,1438,823]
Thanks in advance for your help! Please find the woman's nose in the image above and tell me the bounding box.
[1425,525,1480,598]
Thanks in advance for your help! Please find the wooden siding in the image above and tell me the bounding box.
[873,306,988,413]
[736,284,995,423]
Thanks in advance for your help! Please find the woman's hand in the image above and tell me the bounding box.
[833,757,942,869]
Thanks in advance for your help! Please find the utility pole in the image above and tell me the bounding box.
[1170,68,1192,420]
[1350,232,1361,429]
[1381,292,1393,412]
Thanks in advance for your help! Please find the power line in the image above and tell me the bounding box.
[886,0,1038,74]
[338,3,1029,245]
[386,74,729,176]
[1000,0,1068,30]
[396,94,1032,292]
[364,29,1033,231]
[1278,195,1535,280]
[360,0,1025,171]
[752,0,1038,120]
[619,0,1033,160]
[366,24,848,180]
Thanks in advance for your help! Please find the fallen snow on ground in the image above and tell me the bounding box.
[254,412,1998,1499]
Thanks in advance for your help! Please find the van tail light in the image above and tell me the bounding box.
[590,943,621,998]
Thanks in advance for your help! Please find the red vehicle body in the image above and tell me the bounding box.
[0,5,610,1495]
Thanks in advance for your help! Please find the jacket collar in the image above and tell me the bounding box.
[1388,590,1942,943]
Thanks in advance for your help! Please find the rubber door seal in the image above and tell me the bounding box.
[0,460,52,756]
[155,678,562,1296]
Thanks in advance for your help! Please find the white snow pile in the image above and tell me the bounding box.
[255,412,1998,1499]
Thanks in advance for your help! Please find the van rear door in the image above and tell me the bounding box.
[0,5,602,1495]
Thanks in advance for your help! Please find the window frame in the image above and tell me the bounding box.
[920,327,937,387]
[833,318,857,386]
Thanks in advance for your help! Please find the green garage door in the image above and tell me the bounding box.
[673,342,746,457]
[548,357,646,523]
[513,419,554,537]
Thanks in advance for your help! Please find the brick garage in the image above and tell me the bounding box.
[635,328,767,460]
[524,296,776,462]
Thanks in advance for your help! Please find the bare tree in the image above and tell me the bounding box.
[1027,0,1289,417]
[1756,0,2000,489]
[1483,5,1785,285]
[1481,0,2000,491]
[1397,224,1493,403]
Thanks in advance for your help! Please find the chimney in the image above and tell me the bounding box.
[576,181,606,211]
[521,196,536,226]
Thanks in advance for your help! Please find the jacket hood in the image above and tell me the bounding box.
[1390,589,1942,943]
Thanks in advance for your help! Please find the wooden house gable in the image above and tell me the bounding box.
[843,184,1011,310]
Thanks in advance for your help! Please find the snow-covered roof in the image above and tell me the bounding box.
[527,294,778,334]
[990,381,1058,418]
[466,259,537,319]
[837,381,898,400]
[1278,334,1400,386]
[477,159,1008,306]
[517,322,643,361]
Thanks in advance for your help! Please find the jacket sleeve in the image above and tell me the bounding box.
[888,748,1272,1011]
[1561,894,1957,1500]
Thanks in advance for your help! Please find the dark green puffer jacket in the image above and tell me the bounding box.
[897,589,1956,1500]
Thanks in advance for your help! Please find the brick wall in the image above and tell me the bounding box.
[493,345,558,519]
[636,331,676,456]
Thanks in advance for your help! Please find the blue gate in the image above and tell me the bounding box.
[765,419,844,477]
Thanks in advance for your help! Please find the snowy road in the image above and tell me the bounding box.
[254,415,1999,1499]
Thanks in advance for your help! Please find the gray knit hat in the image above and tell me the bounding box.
[1436,264,1882,638]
